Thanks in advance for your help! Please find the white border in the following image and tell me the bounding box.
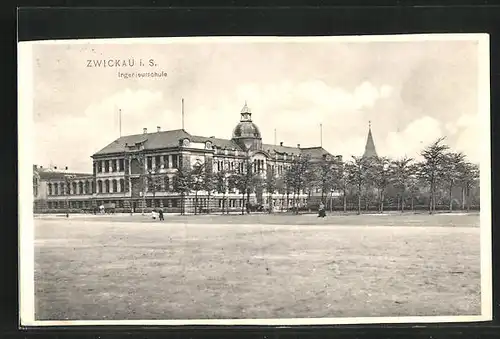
[18,33,492,327]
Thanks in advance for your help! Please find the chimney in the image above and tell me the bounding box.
[40,165,43,169]
[280,141,283,146]
[297,143,300,148]
[157,126,161,132]
[65,166,68,170]
[143,128,148,134]
[54,166,57,170]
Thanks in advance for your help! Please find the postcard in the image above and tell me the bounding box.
[18,34,491,326]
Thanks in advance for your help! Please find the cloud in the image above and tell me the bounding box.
[382,116,444,160]
[454,113,481,163]
[34,89,166,172]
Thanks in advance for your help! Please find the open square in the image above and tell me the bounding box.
[34,213,480,321]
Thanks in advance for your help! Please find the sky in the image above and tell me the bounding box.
[28,37,484,173]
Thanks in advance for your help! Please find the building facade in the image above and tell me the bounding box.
[34,103,341,213]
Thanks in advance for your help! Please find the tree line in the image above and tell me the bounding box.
[145,137,480,215]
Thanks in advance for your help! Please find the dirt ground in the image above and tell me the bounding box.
[33,213,481,321]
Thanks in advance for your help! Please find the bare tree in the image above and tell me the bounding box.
[265,164,277,213]
[370,157,392,213]
[390,156,414,212]
[441,152,466,212]
[417,137,450,214]
[337,165,350,213]
[461,162,480,212]
[191,163,205,215]
[215,169,229,214]
[287,154,314,214]
[173,165,193,215]
[346,156,372,215]
[228,171,247,215]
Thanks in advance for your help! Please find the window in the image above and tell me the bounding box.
[112,180,117,192]
[104,160,109,173]
[78,182,83,194]
[172,155,178,168]
[119,159,124,171]
[147,157,152,169]
[124,159,129,173]
[155,156,161,168]
[112,160,117,172]
[92,181,96,193]
[97,180,102,193]
[163,155,169,168]
[171,199,178,207]
[48,183,52,195]
[119,179,125,192]
[105,180,110,193]
[97,161,102,173]
[146,199,152,207]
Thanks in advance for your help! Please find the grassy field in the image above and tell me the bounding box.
[34,213,481,321]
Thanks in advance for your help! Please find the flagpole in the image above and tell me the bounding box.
[274,128,277,146]
[320,123,323,147]
[182,98,185,130]
[119,108,122,137]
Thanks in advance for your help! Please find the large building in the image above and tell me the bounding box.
[34,103,344,214]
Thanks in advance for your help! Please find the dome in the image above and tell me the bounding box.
[232,121,261,139]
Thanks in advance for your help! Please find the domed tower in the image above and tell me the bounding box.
[232,102,262,152]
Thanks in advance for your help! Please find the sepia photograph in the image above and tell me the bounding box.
[18,34,491,326]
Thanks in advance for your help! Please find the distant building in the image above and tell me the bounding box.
[362,121,378,159]
[33,165,93,213]
[35,103,341,213]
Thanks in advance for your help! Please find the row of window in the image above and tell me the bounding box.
[45,196,309,210]
[48,181,94,195]
[95,155,181,173]
[96,159,126,173]
[213,159,289,174]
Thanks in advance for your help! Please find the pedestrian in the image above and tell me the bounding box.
[159,209,164,221]
[318,202,326,218]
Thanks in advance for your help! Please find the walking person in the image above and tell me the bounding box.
[159,208,164,221]
[318,202,326,218]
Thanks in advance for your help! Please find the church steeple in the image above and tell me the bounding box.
[240,101,252,122]
[363,121,378,158]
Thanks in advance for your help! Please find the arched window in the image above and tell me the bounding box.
[78,182,83,194]
[54,183,59,195]
[112,179,117,193]
[119,179,125,192]
[72,182,77,195]
[48,183,52,195]
[97,180,102,193]
[85,181,90,194]
[105,180,110,193]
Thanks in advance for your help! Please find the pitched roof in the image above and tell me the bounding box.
[191,135,242,150]
[93,129,244,156]
[299,146,333,159]
[93,129,191,156]
[262,143,301,155]
[363,125,378,158]
[39,171,92,180]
